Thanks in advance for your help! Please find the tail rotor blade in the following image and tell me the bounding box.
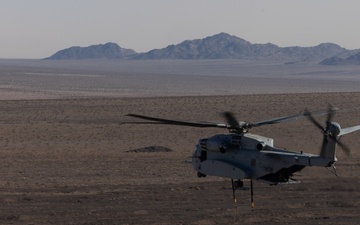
[326,104,336,129]
[333,137,351,156]
[304,109,325,132]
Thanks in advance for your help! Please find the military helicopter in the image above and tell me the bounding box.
[124,106,360,208]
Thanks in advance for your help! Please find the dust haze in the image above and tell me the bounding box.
[1,59,360,99]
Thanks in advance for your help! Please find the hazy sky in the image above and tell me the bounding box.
[1,0,360,59]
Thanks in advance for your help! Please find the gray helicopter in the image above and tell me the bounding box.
[124,106,360,207]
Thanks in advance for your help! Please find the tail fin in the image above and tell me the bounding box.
[320,135,337,159]
[319,122,341,163]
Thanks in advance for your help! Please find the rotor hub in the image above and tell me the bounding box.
[326,122,341,136]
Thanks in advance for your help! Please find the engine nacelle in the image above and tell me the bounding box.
[199,135,232,153]
[256,141,266,150]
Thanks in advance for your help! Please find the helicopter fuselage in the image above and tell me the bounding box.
[124,110,360,207]
[192,133,336,185]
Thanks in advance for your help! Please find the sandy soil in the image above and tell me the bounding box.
[1,93,360,224]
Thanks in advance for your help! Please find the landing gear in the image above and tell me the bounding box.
[250,179,254,208]
[234,179,244,189]
[230,179,255,208]
[231,179,237,204]
[197,172,207,178]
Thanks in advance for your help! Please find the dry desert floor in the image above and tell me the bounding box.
[0,93,360,224]
[1,59,360,224]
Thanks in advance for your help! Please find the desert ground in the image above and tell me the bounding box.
[0,60,360,224]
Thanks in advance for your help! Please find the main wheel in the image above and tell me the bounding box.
[197,172,206,178]
[234,180,243,188]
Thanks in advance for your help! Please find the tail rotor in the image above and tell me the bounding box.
[304,105,350,157]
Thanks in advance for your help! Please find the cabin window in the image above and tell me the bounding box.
[251,158,256,166]
[200,151,207,162]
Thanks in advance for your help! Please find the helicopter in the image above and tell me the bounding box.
[124,106,360,208]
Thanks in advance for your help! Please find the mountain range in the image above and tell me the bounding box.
[320,52,360,65]
[45,42,136,60]
[45,32,360,64]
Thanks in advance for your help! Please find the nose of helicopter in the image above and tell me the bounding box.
[192,145,200,169]
[192,144,207,177]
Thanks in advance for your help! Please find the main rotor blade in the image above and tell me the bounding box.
[222,112,241,128]
[121,121,170,125]
[250,112,305,127]
[125,107,340,132]
[125,114,228,128]
[250,108,334,128]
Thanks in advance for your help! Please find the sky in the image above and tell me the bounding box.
[1,0,360,59]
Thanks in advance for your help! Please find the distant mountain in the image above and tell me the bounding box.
[320,52,360,65]
[45,33,358,61]
[133,33,287,60]
[133,33,349,61]
[45,42,136,60]
[272,43,347,61]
